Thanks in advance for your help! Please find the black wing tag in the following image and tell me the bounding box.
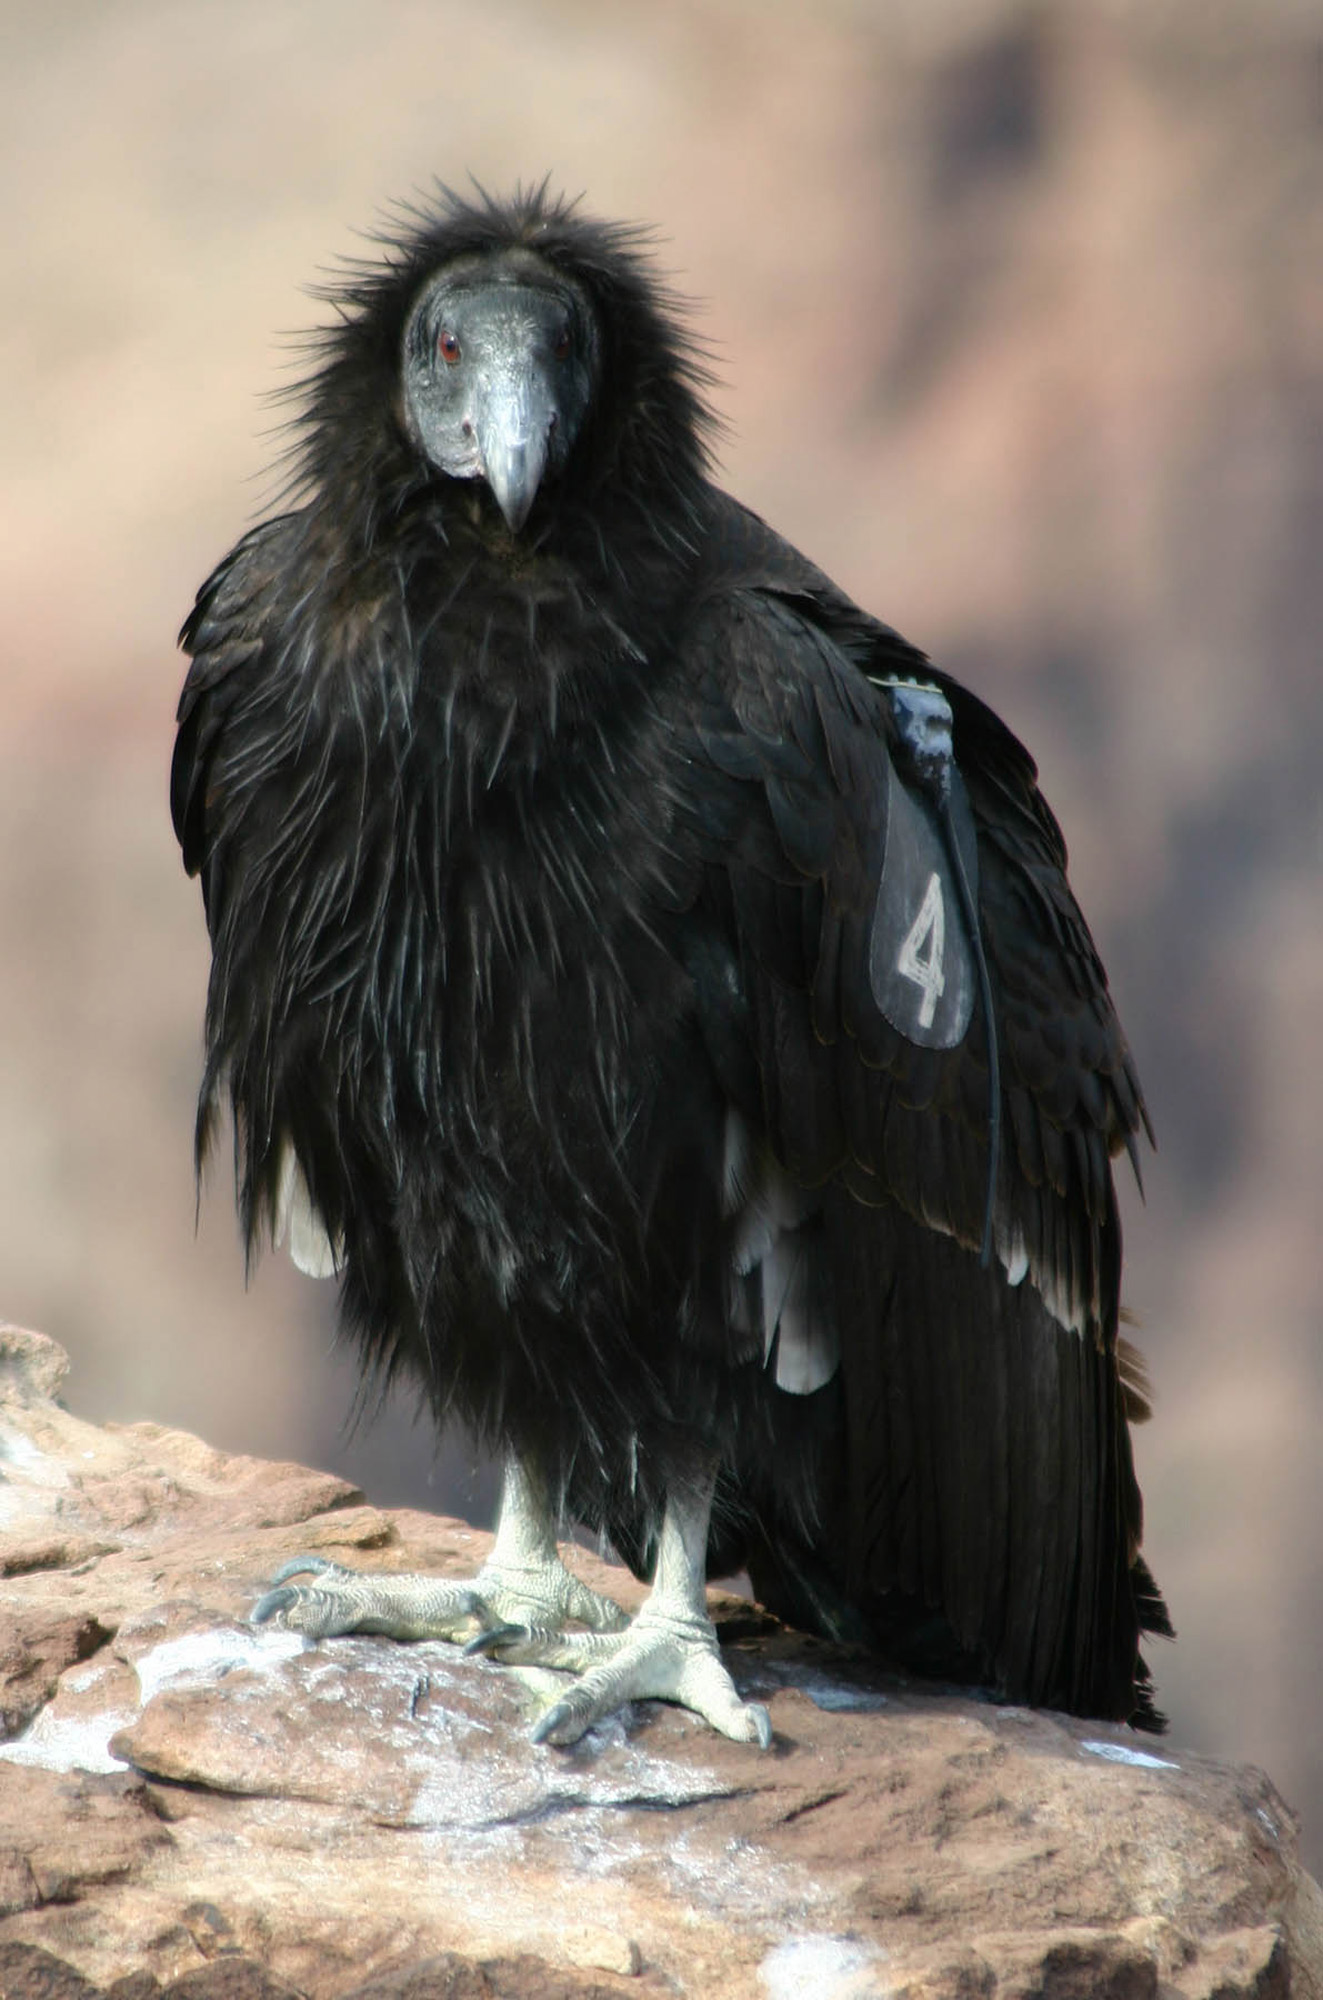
[868,762,980,1051]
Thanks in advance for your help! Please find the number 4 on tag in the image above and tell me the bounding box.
[897,871,946,1029]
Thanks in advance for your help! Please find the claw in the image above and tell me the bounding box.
[530,1698,580,1746]
[267,1555,342,1587]
[252,1585,302,1625]
[463,1622,529,1658]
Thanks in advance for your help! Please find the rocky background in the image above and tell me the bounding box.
[1,0,1320,1870]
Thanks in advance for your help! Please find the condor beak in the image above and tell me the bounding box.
[474,376,556,534]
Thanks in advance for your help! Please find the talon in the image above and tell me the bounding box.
[748,1702,774,1750]
[268,1555,340,1586]
[530,1698,576,1746]
[463,1622,528,1658]
[252,1585,300,1625]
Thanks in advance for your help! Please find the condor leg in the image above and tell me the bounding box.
[478,1452,773,1748]
[252,1454,628,1644]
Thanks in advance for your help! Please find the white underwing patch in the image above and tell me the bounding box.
[275,1142,343,1278]
[723,1109,840,1394]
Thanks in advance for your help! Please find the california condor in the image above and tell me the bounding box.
[173,185,1169,1745]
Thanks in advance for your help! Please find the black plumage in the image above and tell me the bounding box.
[173,184,1169,1732]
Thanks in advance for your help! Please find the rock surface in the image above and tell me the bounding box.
[1,1323,1320,2000]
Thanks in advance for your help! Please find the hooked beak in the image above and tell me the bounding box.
[474,378,556,533]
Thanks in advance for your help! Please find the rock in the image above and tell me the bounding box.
[555,1930,641,1980]
[337,1959,621,2000]
[1,1330,1321,2000]
[0,1329,71,1406]
[0,1614,115,1737]
[160,1964,305,2000]
[0,1942,103,2000]
[0,1767,172,1919]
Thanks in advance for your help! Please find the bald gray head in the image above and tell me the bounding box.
[402,250,599,531]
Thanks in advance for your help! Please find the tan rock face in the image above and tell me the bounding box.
[1,1326,1320,2000]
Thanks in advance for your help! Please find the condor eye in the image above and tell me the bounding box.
[552,326,572,362]
[438,329,461,365]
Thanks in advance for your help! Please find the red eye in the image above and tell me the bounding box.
[438,329,461,365]
[553,327,572,362]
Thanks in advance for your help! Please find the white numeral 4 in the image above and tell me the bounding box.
[897,871,946,1029]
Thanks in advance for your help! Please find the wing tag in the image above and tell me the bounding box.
[869,769,979,1049]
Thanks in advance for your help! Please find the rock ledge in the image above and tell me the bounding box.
[1,1324,1320,2000]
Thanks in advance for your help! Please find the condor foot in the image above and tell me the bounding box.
[252,1551,629,1647]
[474,1602,773,1748]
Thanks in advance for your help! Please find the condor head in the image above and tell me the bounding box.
[401,248,600,532]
